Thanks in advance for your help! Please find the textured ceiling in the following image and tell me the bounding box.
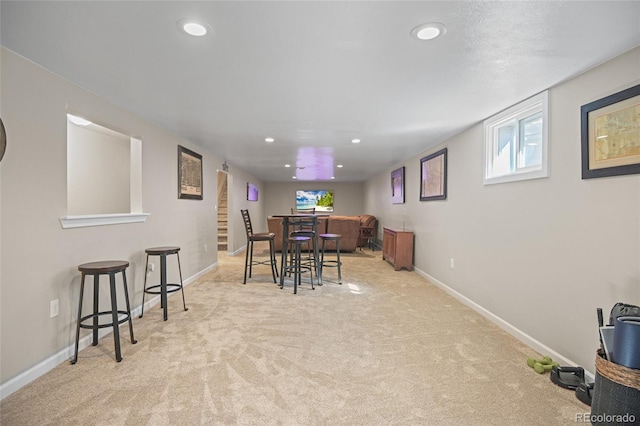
[2,1,639,182]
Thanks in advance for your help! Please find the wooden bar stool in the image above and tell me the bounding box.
[72,260,137,364]
[319,234,342,285]
[140,246,188,321]
[282,236,314,294]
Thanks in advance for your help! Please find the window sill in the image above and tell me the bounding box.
[60,213,150,229]
[483,169,548,185]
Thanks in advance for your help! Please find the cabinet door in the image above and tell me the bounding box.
[383,228,396,264]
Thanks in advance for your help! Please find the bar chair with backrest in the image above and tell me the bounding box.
[241,209,278,284]
[289,208,319,284]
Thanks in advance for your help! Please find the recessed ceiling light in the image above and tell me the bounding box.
[331,176,335,180]
[337,164,343,168]
[411,23,447,40]
[265,137,275,143]
[351,138,361,144]
[177,19,210,37]
[284,164,291,168]
[292,176,297,179]
[67,114,92,126]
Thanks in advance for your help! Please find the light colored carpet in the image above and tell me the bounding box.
[1,245,588,425]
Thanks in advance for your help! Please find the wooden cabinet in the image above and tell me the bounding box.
[382,228,414,271]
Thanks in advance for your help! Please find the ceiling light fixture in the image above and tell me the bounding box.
[411,22,447,40]
[265,137,275,143]
[284,164,291,168]
[351,138,361,144]
[177,19,209,37]
[337,164,343,168]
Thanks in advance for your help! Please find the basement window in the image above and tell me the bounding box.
[483,91,549,185]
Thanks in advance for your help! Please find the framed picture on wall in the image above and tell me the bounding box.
[178,145,203,200]
[391,167,405,204]
[581,84,640,179]
[247,182,258,201]
[295,189,334,212]
[420,148,447,201]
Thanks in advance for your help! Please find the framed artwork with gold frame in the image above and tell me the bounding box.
[581,84,640,179]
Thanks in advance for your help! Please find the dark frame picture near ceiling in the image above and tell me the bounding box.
[420,148,447,201]
[178,145,203,200]
[581,84,640,179]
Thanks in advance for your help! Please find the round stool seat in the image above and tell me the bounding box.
[319,233,341,240]
[78,260,129,274]
[288,236,311,244]
[145,246,180,255]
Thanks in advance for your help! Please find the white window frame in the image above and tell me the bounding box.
[483,91,549,185]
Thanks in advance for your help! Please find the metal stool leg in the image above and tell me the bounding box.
[176,252,188,311]
[269,239,278,283]
[294,243,300,295]
[71,273,86,365]
[121,270,137,344]
[243,240,251,284]
[321,238,326,281]
[336,239,342,284]
[140,254,150,318]
[92,275,99,345]
[108,272,122,362]
[248,240,254,278]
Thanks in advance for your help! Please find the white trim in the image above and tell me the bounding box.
[230,245,246,257]
[413,266,595,381]
[60,213,150,229]
[0,261,217,400]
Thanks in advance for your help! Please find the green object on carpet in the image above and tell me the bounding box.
[527,356,560,373]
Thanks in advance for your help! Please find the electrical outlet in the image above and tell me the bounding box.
[204,244,208,253]
[450,258,455,269]
[148,263,155,273]
[50,299,59,318]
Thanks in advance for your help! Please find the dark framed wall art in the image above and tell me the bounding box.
[581,84,640,179]
[420,148,447,201]
[178,145,203,200]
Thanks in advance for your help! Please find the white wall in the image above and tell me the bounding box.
[365,46,640,373]
[225,167,267,254]
[0,47,226,390]
[67,122,131,215]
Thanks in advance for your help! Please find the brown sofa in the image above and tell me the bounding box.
[267,214,377,252]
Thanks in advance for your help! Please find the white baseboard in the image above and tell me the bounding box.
[229,246,245,257]
[0,261,218,401]
[413,267,595,382]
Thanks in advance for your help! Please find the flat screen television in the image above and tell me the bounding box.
[296,190,333,212]
[247,182,258,201]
